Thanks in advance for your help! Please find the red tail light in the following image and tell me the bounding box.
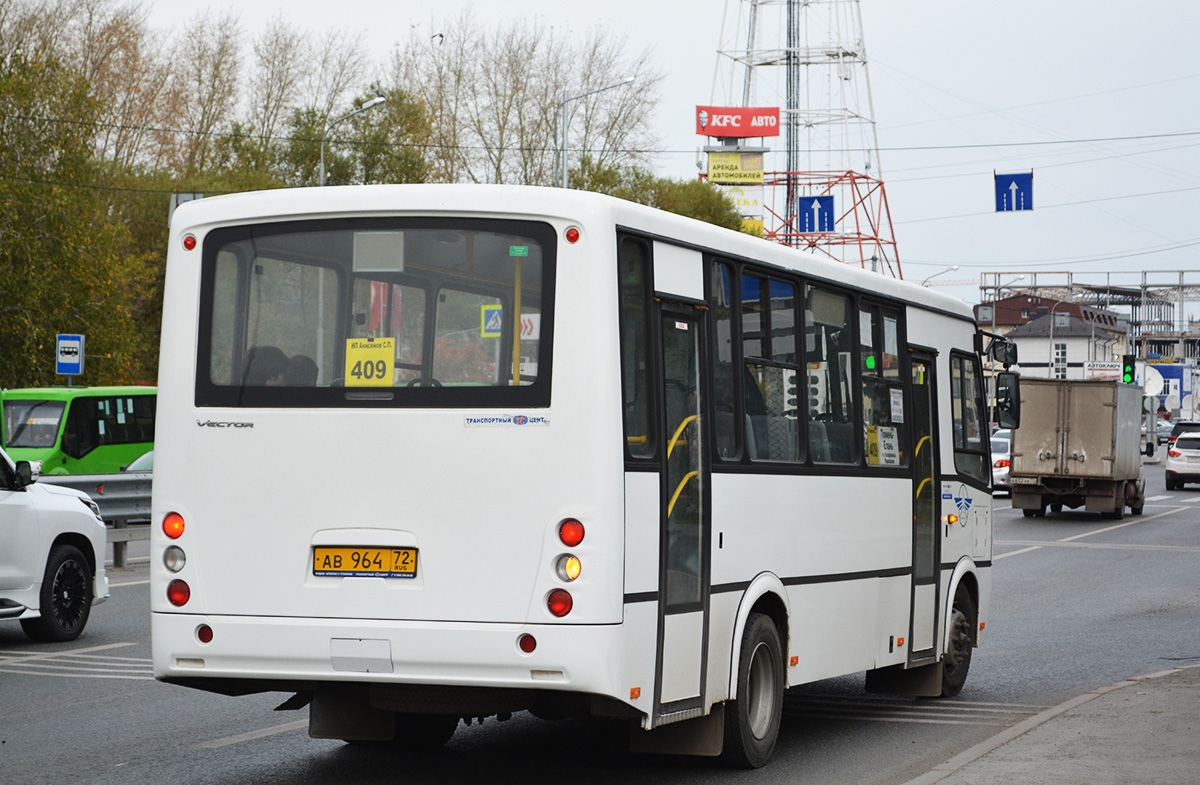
[167,579,191,606]
[558,519,585,547]
[163,513,185,539]
[993,458,1010,469]
[547,589,573,617]
[518,634,537,653]
[1169,450,1181,458]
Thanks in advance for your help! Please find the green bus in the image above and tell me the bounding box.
[1,386,156,475]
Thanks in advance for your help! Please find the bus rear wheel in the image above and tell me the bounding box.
[722,613,784,768]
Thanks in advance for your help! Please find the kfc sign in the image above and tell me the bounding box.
[696,106,780,138]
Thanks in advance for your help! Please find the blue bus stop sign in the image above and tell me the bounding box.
[995,172,1033,212]
[56,334,84,376]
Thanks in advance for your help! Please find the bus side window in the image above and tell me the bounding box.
[619,237,654,459]
[951,353,988,484]
[709,262,738,460]
[806,285,856,464]
[860,303,907,468]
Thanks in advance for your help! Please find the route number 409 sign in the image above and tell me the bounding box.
[344,338,395,386]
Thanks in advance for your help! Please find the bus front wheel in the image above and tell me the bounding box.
[722,613,784,768]
[941,584,975,697]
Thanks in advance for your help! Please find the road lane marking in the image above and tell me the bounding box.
[110,578,150,587]
[997,540,1200,553]
[995,507,1182,560]
[0,642,153,679]
[784,694,1044,727]
[1145,495,1172,501]
[196,720,308,749]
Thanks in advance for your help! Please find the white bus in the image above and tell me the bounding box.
[151,185,1019,767]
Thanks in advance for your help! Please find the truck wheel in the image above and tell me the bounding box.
[941,584,975,697]
[20,544,93,642]
[1022,508,1036,518]
[722,613,784,768]
[1049,503,1062,513]
[1131,503,1144,515]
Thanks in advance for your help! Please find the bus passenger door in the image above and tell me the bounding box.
[655,304,710,719]
[909,353,940,663]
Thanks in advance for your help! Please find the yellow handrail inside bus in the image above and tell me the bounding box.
[915,435,930,458]
[668,471,699,517]
[626,435,649,445]
[511,254,522,387]
[915,477,932,502]
[667,415,697,459]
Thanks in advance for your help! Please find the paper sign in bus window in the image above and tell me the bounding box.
[344,338,395,386]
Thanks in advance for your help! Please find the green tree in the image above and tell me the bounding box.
[572,156,746,232]
[0,52,155,387]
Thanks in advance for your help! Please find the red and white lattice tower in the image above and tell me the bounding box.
[712,0,901,276]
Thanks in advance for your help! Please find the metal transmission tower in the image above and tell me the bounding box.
[713,0,900,276]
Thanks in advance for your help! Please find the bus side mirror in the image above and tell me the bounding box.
[996,372,1021,429]
[991,340,1018,368]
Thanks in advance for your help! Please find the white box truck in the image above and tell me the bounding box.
[1009,378,1146,519]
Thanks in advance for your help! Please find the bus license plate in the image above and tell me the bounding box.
[312,547,417,578]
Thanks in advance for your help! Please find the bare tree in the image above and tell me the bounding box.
[393,12,473,183]
[398,14,662,186]
[246,15,305,150]
[175,9,241,175]
[302,27,369,122]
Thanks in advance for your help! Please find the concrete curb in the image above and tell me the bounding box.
[898,666,1199,785]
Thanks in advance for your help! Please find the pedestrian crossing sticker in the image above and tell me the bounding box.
[481,305,502,337]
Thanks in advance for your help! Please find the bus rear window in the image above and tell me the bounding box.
[196,218,555,408]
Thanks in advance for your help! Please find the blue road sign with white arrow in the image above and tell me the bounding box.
[798,195,835,232]
[995,172,1033,212]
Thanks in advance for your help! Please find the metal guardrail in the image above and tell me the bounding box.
[37,473,152,568]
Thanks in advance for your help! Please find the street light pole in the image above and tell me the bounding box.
[319,94,386,187]
[554,77,635,188]
[920,264,959,286]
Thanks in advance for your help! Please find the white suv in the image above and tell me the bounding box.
[0,445,108,641]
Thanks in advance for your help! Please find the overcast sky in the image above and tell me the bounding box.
[148,1,1200,314]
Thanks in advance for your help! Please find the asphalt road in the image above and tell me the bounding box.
[2,460,1197,785]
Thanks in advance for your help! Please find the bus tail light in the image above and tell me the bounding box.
[555,555,582,582]
[547,589,573,617]
[163,513,186,539]
[565,226,580,244]
[163,546,187,573]
[518,634,537,653]
[197,624,213,644]
[558,519,584,547]
[167,579,191,607]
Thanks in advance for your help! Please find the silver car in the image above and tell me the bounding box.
[991,436,1011,495]
[1166,433,1200,490]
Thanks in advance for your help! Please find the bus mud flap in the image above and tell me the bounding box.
[865,661,942,697]
[629,705,724,757]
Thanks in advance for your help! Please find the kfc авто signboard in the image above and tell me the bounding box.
[696,106,780,138]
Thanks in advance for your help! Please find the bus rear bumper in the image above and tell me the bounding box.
[151,611,649,716]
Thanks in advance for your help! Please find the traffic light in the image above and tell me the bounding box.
[1121,354,1136,384]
